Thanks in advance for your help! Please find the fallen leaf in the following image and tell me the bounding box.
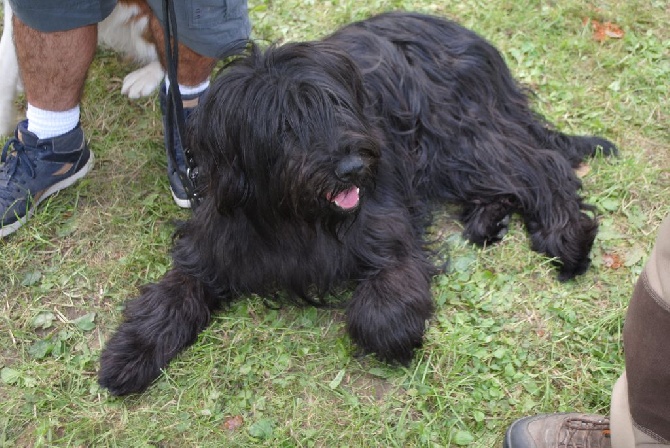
[583,18,625,42]
[223,415,244,431]
[602,253,624,269]
[603,22,625,39]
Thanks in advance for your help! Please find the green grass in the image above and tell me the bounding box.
[1,0,669,446]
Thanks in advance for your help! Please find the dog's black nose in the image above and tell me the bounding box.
[335,155,366,182]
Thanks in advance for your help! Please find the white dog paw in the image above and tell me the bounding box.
[121,61,164,99]
[0,90,19,136]
[0,110,16,136]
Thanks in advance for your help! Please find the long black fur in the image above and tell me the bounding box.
[99,12,616,395]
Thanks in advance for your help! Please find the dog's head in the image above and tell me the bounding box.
[189,42,382,227]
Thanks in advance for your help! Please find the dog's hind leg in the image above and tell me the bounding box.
[460,199,516,246]
[346,256,435,365]
[529,125,618,166]
[513,150,600,281]
[524,203,598,281]
[98,269,218,395]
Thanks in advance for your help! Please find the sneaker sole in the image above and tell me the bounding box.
[0,151,95,238]
[170,187,192,209]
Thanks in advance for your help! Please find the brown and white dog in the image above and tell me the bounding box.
[0,0,163,135]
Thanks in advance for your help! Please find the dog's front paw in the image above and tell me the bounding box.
[346,271,434,365]
[347,302,427,365]
[121,61,164,99]
[98,328,163,396]
[556,257,591,282]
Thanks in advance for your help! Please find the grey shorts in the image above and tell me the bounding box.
[8,0,117,31]
[9,0,250,58]
[147,0,250,58]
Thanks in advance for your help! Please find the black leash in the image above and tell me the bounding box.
[162,0,201,209]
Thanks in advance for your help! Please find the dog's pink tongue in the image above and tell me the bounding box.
[332,187,360,209]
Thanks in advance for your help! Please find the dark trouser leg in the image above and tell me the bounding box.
[611,214,670,447]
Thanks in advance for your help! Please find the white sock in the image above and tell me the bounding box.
[164,76,210,97]
[26,104,80,140]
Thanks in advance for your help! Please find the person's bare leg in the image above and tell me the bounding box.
[0,16,96,238]
[13,16,96,111]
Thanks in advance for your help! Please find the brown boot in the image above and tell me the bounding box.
[503,413,611,448]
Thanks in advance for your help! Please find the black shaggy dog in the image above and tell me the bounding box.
[99,12,616,395]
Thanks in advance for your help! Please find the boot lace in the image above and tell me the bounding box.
[0,138,37,204]
[560,416,610,447]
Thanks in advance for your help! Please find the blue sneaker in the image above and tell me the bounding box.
[159,84,206,208]
[0,121,94,237]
